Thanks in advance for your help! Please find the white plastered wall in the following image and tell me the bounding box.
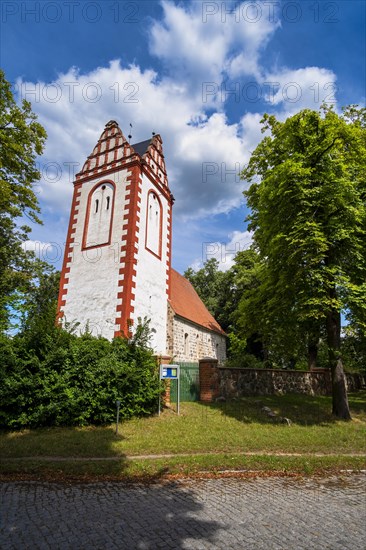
[61,169,129,339]
[132,174,169,355]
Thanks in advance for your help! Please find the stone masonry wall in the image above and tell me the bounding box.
[219,368,331,397]
[167,304,226,364]
[200,365,366,401]
[166,302,175,359]
[218,368,366,398]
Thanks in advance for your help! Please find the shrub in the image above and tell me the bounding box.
[0,323,161,429]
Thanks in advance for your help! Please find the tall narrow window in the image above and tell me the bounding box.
[84,182,115,248]
[184,333,189,357]
[145,191,162,257]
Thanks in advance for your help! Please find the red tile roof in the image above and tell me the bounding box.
[169,269,226,335]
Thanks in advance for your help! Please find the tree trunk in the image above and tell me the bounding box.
[326,308,351,420]
[307,341,318,370]
[307,324,320,370]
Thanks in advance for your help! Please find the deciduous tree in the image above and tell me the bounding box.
[0,69,47,330]
[184,258,232,332]
[241,105,366,419]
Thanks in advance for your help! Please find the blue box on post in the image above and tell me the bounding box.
[159,364,180,415]
[161,366,178,379]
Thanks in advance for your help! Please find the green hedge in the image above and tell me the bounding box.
[0,329,161,429]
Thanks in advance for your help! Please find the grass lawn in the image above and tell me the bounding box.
[1,392,365,480]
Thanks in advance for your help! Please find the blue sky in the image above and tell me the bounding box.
[1,0,365,273]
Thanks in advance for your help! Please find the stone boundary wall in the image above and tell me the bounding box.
[220,368,366,398]
[199,359,366,401]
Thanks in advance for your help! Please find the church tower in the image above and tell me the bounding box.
[57,120,174,355]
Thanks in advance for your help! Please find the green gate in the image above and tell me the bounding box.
[170,362,199,402]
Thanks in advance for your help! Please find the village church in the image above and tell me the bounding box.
[57,121,226,363]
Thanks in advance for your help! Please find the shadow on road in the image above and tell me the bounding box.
[0,479,224,549]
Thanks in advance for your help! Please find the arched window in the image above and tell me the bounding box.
[83,182,115,248]
[145,191,162,258]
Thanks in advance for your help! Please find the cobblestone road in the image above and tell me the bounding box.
[1,474,365,549]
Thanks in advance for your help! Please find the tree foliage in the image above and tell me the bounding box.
[0,69,47,331]
[0,69,46,222]
[184,258,233,332]
[186,106,366,414]
[185,251,269,363]
[241,105,366,419]
[17,269,61,356]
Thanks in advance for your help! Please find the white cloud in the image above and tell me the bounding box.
[17,59,249,220]
[191,229,253,272]
[261,66,337,113]
[15,0,339,270]
[226,2,281,79]
[16,60,202,214]
[150,1,228,87]
[150,1,280,93]
[174,112,247,217]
